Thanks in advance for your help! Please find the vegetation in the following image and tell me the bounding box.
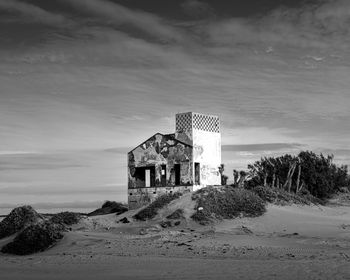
[0,206,43,239]
[88,201,128,216]
[232,169,250,188]
[1,221,64,255]
[0,207,82,255]
[49,212,81,226]
[166,209,184,220]
[133,193,182,221]
[218,164,229,185]
[252,186,323,205]
[191,186,266,224]
[244,151,350,200]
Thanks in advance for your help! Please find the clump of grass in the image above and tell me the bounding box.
[252,186,323,205]
[1,221,64,255]
[133,193,182,221]
[1,208,80,256]
[0,206,43,239]
[166,209,184,220]
[191,210,211,225]
[88,201,128,216]
[191,186,266,224]
[49,212,81,226]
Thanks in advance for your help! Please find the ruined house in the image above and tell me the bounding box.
[127,112,221,209]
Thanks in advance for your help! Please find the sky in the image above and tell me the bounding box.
[0,0,350,209]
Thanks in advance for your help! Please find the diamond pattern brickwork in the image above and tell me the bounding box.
[193,113,220,133]
[176,113,192,132]
[176,112,220,133]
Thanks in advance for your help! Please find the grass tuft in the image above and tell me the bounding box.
[1,221,64,255]
[88,201,128,216]
[49,212,81,226]
[252,186,323,205]
[133,193,182,221]
[191,186,266,224]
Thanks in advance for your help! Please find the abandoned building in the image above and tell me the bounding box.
[127,112,221,209]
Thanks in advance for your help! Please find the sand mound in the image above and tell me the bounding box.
[157,192,196,220]
[1,221,65,255]
[215,203,350,238]
[0,206,43,239]
[0,208,82,255]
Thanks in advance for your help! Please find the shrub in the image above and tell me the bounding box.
[0,206,43,239]
[1,221,64,255]
[166,209,184,220]
[133,193,182,221]
[191,187,266,223]
[191,210,211,225]
[50,212,81,226]
[252,186,312,205]
[88,201,128,216]
[252,186,278,203]
[247,151,350,199]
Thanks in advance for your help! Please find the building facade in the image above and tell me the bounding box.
[127,112,221,209]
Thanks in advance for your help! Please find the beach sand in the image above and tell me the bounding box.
[1,196,350,279]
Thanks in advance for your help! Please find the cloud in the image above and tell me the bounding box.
[60,0,185,42]
[0,0,70,26]
[0,184,123,195]
[0,201,102,210]
[207,0,350,51]
[181,0,215,19]
[222,143,303,152]
[0,0,349,155]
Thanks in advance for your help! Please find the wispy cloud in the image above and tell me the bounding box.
[0,0,70,26]
[0,0,349,155]
[181,0,215,19]
[207,0,350,51]
[60,0,185,42]
[222,143,303,152]
[0,201,102,210]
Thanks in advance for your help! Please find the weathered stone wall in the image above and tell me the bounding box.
[128,133,193,189]
[127,112,222,209]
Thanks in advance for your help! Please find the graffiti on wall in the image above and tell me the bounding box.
[128,133,193,189]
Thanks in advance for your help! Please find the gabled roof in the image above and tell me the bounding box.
[128,132,192,154]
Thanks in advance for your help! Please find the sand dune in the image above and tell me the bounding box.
[1,197,350,279]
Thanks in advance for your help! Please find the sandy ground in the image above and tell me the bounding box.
[1,195,350,280]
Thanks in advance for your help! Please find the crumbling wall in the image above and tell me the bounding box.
[128,133,193,189]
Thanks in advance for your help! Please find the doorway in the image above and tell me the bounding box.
[195,162,200,185]
[174,164,181,185]
[161,165,167,187]
[134,166,155,188]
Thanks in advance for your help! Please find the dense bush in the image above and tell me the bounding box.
[247,151,350,199]
[50,212,81,226]
[191,187,266,223]
[88,201,128,216]
[0,206,43,239]
[252,186,322,205]
[133,193,182,221]
[191,210,211,225]
[1,221,64,255]
[166,209,184,220]
[0,207,77,255]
